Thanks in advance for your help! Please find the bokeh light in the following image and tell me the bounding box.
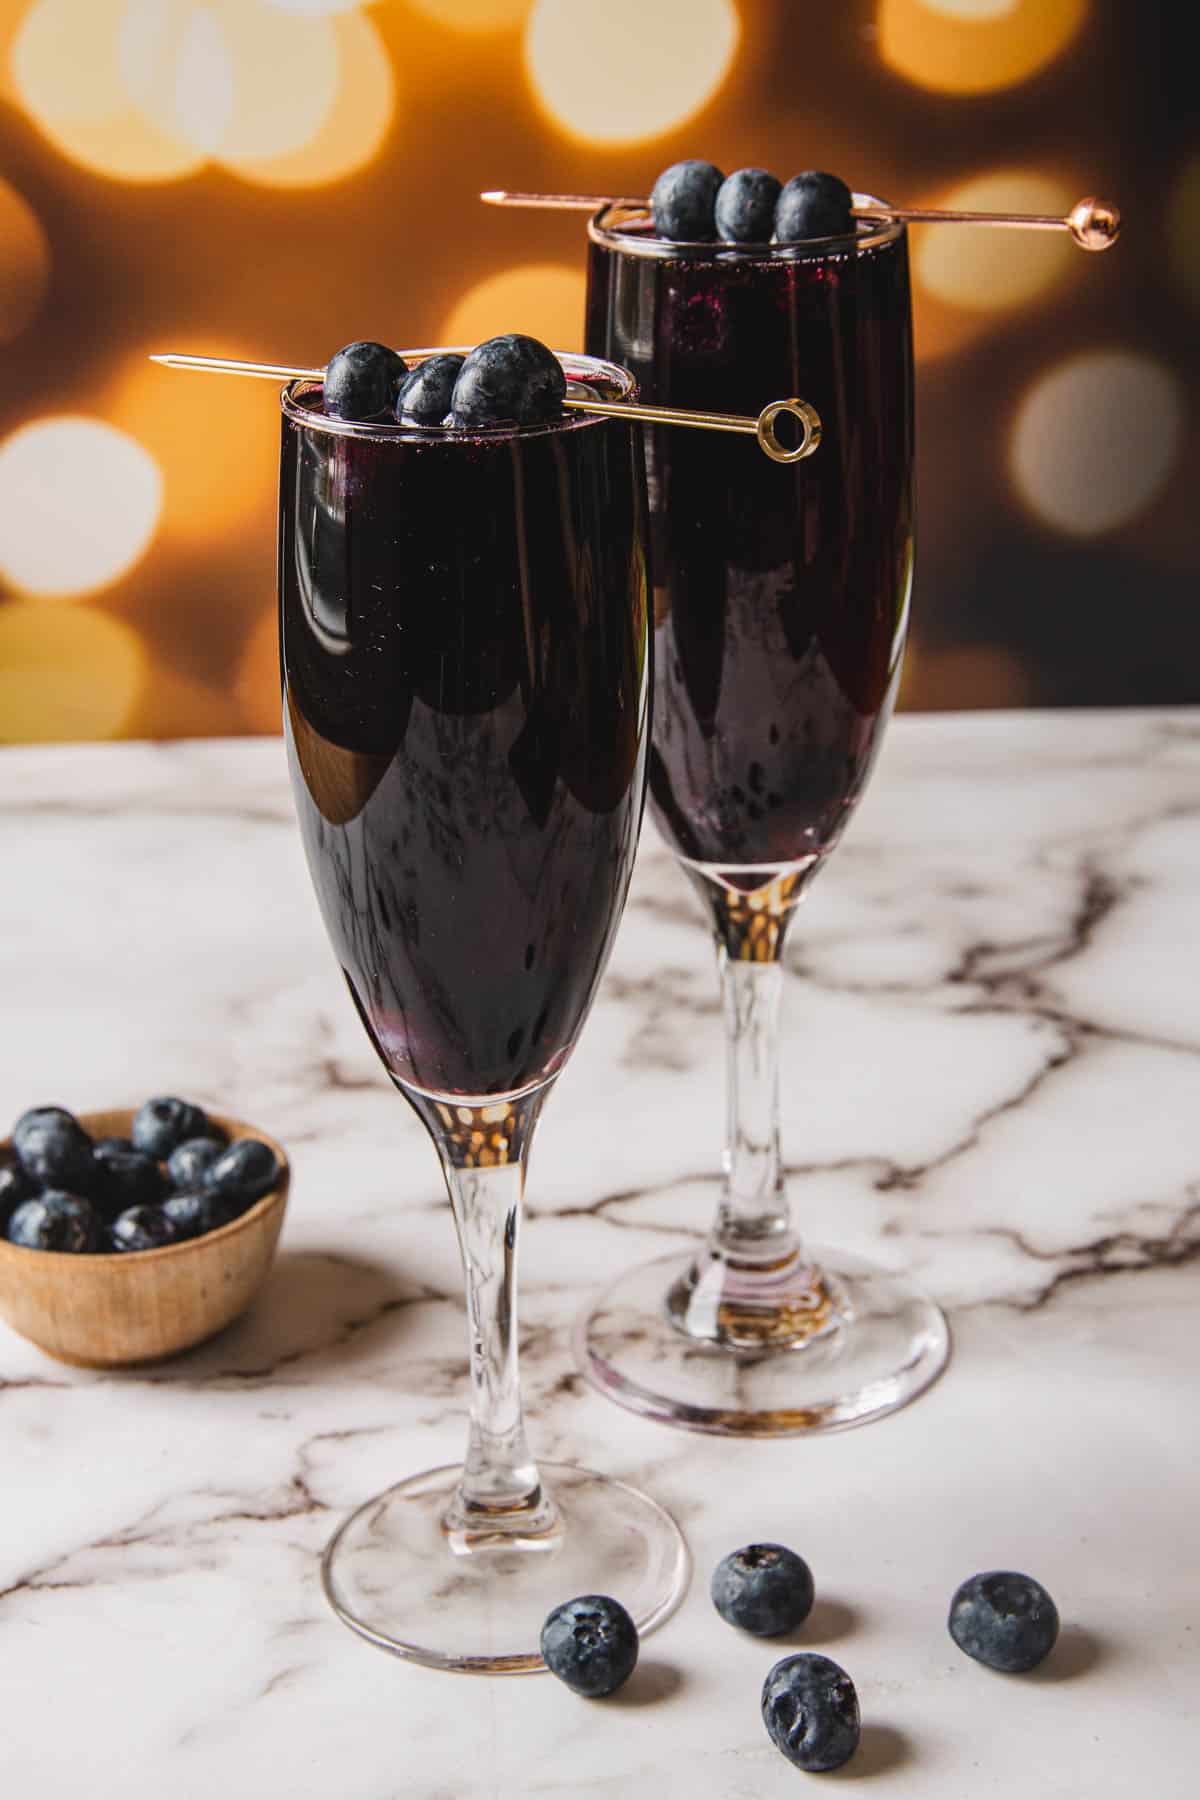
[525,0,738,144]
[264,0,361,14]
[0,177,51,345]
[235,604,282,734]
[407,0,530,30]
[440,263,587,352]
[0,417,163,598]
[0,602,147,742]
[1010,351,1184,537]
[1167,155,1200,311]
[901,641,1034,710]
[915,171,1075,312]
[878,0,1087,94]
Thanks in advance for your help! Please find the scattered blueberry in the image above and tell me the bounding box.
[774,171,854,242]
[162,1189,236,1241]
[91,1144,166,1218]
[7,1191,104,1254]
[0,1161,32,1229]
[204,1138,281,1207]
[762,1652,860,1773]
[12,1107,94,1192]
[649,158,724,241]
[450,334,566,430]
[540,1595,639,1697]
[110,1204,183,1253]
[324,340,408,422]
[396,354,464,426]
[714,167,782,244]
[948,1570,1060,1673]
[131,1097,209,1160]
[711,1542,814,1636]
[167,1136,226,1191]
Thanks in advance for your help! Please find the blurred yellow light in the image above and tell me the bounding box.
[1010,351,1184,537]
[407,0,530,29]
[921,0,1017,16]
[1167,155,1200,310]
[0,602,147,743]
[236,605,283,735]
[229,10,395,188]
[440,263,587,353]
[0,417,163,598]
[899,640,1033,711]
[526,0,738,144]
[878,0,1087,94]
[0,178,51,345]
[915,171,1075,312]
[264,0,361,13]
[11,0,204,181]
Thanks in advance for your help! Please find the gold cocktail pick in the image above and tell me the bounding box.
[148,352,822,464]
[480,189,1121,251]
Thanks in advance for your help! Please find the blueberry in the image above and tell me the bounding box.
[204,1138,281,1207]
[649,158,724,241]
[323,341,408,422]
[762,1653,860,1773]
[0,1161,32,1230]
[91,1144,166,1218]
[396,354,464,426]
[131,1097,209,1160]
[167,1136,226,1191]
[948,1570,1059,1673]
[540,1595,638,1697]
[774,171,854,242]
[12,1107,94,1192]
[110,1204,182,1253]
[450,335,566,430]
[7,1191,104,1254]
[711,1542,814,1636]
[714,167,782,244]
[94,1136,134,1155]
[162,1189,236,1241]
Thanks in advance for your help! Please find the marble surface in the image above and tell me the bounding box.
[1,710,1197,1797]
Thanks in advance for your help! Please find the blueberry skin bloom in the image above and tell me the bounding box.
[715,168,782,244]
[324,340,408,421]
[540,1595,639,1696]
[110,1204,182,1252]
[204,1138,281,1208]
[450,334,566,429]
[12,1106,94,1192]
[0,1161,33,1231]
[162,1190,235,1241]
[7,1191,104,1253]
[650,158,725,241]
[948,1570,1060,1673]
[131,1096,209,1160]
[762,1653,860,1773]
[167,1136,225,1191]
[711,1542,814,1636]
[774,171,854,242]
[395,354,464,425]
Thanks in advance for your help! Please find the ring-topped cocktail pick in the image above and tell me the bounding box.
[480,189,1122,251]
[148,351,823,465]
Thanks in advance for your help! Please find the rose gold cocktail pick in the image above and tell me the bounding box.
[479,188,1121,251]
[147,352,822,464]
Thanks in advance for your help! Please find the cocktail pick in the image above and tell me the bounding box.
[148,352,822,464]
[479,189,1121,251]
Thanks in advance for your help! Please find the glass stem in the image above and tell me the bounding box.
[712,950,799,1269]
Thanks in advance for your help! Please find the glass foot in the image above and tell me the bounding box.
[575,1246,950,1437]
[321,1460,689,1673]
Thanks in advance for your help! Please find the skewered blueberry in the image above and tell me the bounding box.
[7,1191,104,1253]
[540,1595,639,1697]
[162,1189,236,1241]
[0,1161,32,1230]
[91,1144,167,1218]
[948,1570,1060,1673]
[649,158,724,241]
[167,1136,225,1191]
[450,335,566,430]
[110,1204,182,1252]
[204,1138,280,1207]
[774,171,854,242]
[762,1653,860,1772]
[131,1096,209,1160]
[12,1107,94,1191]
[715,167,782,243]
[324,340,408,421]
[396,354,464,426]
[711,1542,814,1636]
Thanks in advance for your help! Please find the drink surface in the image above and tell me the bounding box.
[280,377,649,1099]
[585,217,914,882]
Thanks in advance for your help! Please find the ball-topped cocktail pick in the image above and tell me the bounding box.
[147,351,823,464]
[479,189,1121,251]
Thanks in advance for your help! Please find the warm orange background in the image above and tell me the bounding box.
[0,0,1194,743]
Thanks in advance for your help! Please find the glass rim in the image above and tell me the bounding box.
[587,191,905,260]
[279,349,639,445]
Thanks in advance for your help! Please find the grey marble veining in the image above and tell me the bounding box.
[0,711,1197,1797]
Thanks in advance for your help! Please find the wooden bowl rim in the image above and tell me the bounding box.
[0,1108,289,1270]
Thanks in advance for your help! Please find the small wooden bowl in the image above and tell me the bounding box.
[0,1108,289,1368]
